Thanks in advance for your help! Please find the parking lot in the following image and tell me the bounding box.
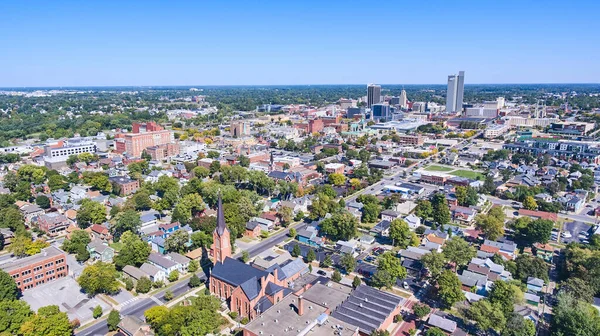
[561,221,591,244]
[22,276,111,323]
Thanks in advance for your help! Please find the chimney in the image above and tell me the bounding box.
[298,296,304,316]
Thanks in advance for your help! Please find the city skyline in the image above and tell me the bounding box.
[1,0,599,87]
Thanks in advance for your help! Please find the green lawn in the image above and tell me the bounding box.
[109,242,124,252]
[450,169,485,180]
[423,165,454,172]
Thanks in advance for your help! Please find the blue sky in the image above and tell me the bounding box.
[1,0,599,87]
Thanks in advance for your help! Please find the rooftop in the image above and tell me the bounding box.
[0,246,65,272]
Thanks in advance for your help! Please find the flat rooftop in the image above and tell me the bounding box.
[301,282,353,311]
[0,246,65,272]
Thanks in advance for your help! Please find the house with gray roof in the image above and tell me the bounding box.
[140,263,166,282]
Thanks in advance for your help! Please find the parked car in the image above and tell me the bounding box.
[403,281,409,289]
[317,270,327,276]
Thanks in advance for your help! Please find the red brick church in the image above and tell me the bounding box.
[209,194,307,320]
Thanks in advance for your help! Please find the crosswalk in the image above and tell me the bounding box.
[117,297,140,309]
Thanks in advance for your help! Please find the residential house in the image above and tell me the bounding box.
[527,277,545,293]
[20,204,44,223]
[165,252,190,273]
[87,240,115,262]
[139,263,167,282]
[118,315,154,336]
[404,214,421,230]
[427,314,457,335]
[245,221,262,238]
[88,224,112,241]
[533,243,554,262]
[450,205,477,224]
[370,220,391,237]
[148,253,180,276]
[37,212,70,236]
[296,227,322,247]
[381,209,401,222]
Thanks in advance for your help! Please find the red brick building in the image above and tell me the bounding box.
[210,194,308,320]
[1,246,68,291]
[109,176,140,196]
[146,143,180,160]
[132,121,164,133]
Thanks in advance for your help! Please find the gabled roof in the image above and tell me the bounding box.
[428,314,457,333]
[211,257,268,287]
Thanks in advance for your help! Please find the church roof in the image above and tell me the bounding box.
[211,257,268,287]
[216,192,228,236]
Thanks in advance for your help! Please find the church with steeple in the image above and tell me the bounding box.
[210,193,231,263]
[209,193,309,320]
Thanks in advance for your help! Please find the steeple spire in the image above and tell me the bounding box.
[216,191,227,236]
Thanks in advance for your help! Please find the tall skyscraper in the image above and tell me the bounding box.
[399,89,408,109]
[367,84,382,108]
[446,71,465,113]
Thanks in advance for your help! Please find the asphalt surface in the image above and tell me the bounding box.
[75,272,206,336]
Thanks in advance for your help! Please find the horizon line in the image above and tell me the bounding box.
[1,82,600,90]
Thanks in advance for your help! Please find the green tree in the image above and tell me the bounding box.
[114,231,151,269]
[193,166,210,179]
[107,310,121,332]
[61,229,91,254]
[241,250,250,263]
[420,251,447,280]
[165,230,190,253]
[512,217,553,246]
[35,195,51,209]
[389,219,414,248]
[124,277,134,291]
[352,276,362,289]
[76,199,106,229]
[0,270,19,301]
[552,293,600,336]
[475,206,506,240]
[412,303,431,319]
[289,227,297,239]
[522,196,538,210]
[164,290,174,301]
[0,300,32,334]
[82,172,112,192]
[488,280,523,318]
[466,299,506,334]
[320,254,333,268]
[502,313,536,336]
[373,252,406,289]
[320,211,358,241]
[437,270,465,308]
[425,327,446,336]
[136,277,152,294]
[188,259,200,273]
[112,210,141,240]
[515,255,548,282]
[77,262,120,295]
[20,305,72,336]
[238,155,250,167]
[340,253,357,273]
[168,270,180,282]
[362,202,381,223]
[560,277,594,303]
[189,274,202,288]
[172,193,205,224]
[431,193,450,226]
[0,207,25,231]
[442,237,476,269]
[332,270,342,282]
[92,305,102,319]
[291,244,301,257]
[306,249,316,263]
[328,173,346,186]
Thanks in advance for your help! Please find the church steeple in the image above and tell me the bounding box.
[211,192,231,263]
[215,192,228,236]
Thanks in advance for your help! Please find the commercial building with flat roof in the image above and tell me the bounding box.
[1,246,68,291]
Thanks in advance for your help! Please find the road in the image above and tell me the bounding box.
[76,221,302,335]
[487,195,598,224]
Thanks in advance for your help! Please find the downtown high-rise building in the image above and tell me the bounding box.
[367,84,382,108]
[399,89,408,109]
[446,71,465,113]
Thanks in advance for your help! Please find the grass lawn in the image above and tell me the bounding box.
[423,165,454,172]
[109,242,124,252]
[450,169,485,180]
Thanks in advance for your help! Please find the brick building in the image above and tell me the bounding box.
[37,212,70,236]
[209,193,308,320]
[1,246,68,291]
[146,143,180,160]
[132,121,164,133]
[109,176,140,196]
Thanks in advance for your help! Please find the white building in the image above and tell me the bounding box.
[484,124,510,138]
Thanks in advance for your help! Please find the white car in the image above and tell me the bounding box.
[402,281,409,289]
[561,232,572,238]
